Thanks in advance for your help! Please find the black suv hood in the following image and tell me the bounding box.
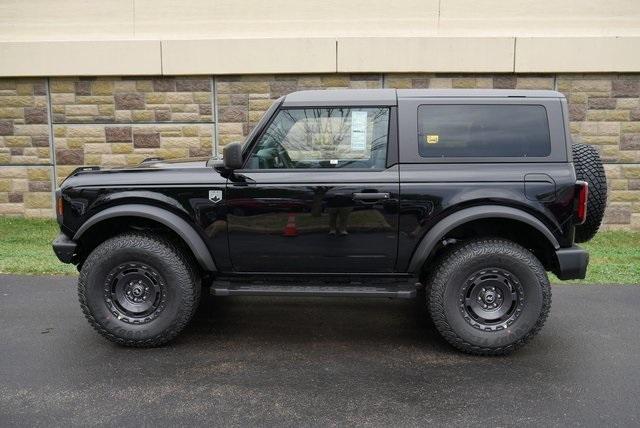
[60,157,225,189]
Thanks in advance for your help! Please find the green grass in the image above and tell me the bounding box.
[0,217,638,283]
[0,217,76,276]
[551,230,640,285]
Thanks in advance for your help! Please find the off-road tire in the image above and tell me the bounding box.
[427,239,551,356]
[572,143,607,243]
[78,232,200,347]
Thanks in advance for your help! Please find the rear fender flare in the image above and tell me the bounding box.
[73,204,216,272]
[407,205,560,273]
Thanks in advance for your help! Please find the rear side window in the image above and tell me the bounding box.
[417,105,551,158]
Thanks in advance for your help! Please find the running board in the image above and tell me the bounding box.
[211,281,417,299]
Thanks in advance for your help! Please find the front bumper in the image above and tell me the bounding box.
[554,245,589,280]
[52,233,77,264]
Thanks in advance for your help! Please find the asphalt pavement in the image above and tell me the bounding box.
[1,275,639,427]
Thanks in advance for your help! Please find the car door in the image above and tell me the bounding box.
[226,105,399,273]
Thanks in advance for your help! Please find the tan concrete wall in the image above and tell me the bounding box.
[0,41,162,77]
[0,1,639,76]
[2,37,640,76]
[1,0,638,40]
[162,39,336,75]
[337,37,515,73]
[515,38,640,73]
[1,73,639,229]
[438,0,640,37]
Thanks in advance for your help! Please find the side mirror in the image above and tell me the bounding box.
[222,142,243,170]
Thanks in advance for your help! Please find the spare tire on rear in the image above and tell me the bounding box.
[572,143,607,243]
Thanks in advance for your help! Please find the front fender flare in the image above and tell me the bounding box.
[407,205,560,273]
[73,204,216,272]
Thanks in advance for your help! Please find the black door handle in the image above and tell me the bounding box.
[353,192,390,201]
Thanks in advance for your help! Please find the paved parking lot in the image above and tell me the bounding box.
[1,275,639,427]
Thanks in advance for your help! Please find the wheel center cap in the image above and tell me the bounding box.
[132,285,143,297]
[484,292,496,303]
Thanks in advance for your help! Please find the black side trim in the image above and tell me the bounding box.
[73,204,217,272]
[554,245,589,280]
[52,233,77,264]
[407,205,561,273]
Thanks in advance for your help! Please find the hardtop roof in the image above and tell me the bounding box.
[282,89,396,107]
[397,89,564,98]
[282,88,564,107]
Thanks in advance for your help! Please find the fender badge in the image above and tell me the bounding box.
[209,190,223,203]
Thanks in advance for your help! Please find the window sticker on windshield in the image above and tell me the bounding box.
[350,111,368,151]
[426,134,439,144]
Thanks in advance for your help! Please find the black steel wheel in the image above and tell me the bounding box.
[104,262,167,324]
[78,232,200,347]
[459,268,524,331]
[427,238,551,356]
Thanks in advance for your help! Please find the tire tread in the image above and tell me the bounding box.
[572,143,607,243]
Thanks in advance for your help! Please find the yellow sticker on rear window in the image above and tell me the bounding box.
[426,135,439,144]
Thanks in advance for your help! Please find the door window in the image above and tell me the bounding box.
[245,107,390,169]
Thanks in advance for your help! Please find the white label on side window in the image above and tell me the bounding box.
[350,111,368,151]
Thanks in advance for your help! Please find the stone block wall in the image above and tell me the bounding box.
[0,79,50,165]
[53,123,213,184]
[49,77,213,124]
[0,73,639,229]
[0,78,53,216]
[47,76,215,186]
[0,165,53,217]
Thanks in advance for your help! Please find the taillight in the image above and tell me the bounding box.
[56,193,64,217]
[576,181,588,224]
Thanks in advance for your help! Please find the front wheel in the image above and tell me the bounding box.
[427,239,551,355]
[78,232,200,347]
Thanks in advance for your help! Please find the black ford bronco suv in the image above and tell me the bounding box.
[53,89,607,355]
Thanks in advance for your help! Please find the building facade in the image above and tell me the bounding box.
[1,1,639,228]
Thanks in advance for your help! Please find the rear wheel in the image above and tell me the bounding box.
[78,232,200,347]
[427,239,551,355]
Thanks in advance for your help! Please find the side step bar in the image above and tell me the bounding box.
[211,281,417,299]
